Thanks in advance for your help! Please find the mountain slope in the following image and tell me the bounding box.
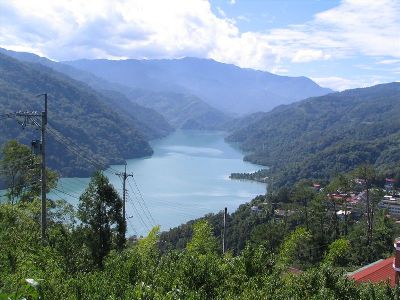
[64,57,333,115]
[0,53,154,176]
[130,90,230,130]
[227,82,400,188]
[0,48,173,139]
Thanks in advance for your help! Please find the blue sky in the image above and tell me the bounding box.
[0,0,399,90]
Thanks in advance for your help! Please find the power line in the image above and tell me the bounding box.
[47,126,109,172]
[51,189,79,210]
[127,178,156,227]
[126,191,151,232]
[53,187,80,201]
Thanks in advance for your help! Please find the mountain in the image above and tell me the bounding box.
[0,53,155,176]
[64,57,333,115]
[0,48,173,139]
[227,82,400,189]
[129,90,230,130]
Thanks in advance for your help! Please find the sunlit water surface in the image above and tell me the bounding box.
[48,130,266,236]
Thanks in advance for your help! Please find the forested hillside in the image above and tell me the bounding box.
[227,83,400,189]
[0,53,154,176]
[0,48,173,140]
[130,90,230,130]
[65,57,332,115]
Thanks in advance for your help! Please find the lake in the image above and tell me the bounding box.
[49,130,266,236]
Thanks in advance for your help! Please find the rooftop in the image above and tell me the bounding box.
[348,257,396,287]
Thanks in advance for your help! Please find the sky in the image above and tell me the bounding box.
[0,0,399,91]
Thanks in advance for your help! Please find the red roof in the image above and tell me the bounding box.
[386,178,397,183]
[349,257,396,287]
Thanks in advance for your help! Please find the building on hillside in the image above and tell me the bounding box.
[348,257,396,286]
[348,238,400,287]
[312,183,321,191]
[385,178,397,192]
[336,210,351,220]
[379,195,400,218]
[274,209,295,218]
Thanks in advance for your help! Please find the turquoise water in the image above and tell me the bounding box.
[49,130,266,236]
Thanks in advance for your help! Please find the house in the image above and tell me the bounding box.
[336,210,351,220]
[348,238,400,287]
[385,178,397,191]
[379,195,400,218]
[274,209,295,218]
[312,183,321,191]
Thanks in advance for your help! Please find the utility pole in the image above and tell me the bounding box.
[116,164,133,238]
[40,93,47,244]
[222,207,227,254]
[14,93,48,243]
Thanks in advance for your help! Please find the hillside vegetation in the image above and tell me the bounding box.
[131,90,230,130]
[227,83,400,189]
[0,47,173,140]
[0,53,154,176]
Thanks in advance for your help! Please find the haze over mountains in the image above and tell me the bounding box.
[0,46,345,178]
[65,57,333,115]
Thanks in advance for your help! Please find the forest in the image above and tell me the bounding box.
[227,82,400,190]
[1,141,400,299]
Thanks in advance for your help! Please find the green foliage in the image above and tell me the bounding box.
[324,238,352,267]
[78,171,125,268]
[0,140,58,203]
[0,53,153,178]
[227,82,400,190]
[186,220,218,255]
[278,227,312,268]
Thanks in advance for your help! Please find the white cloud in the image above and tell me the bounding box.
[292,49,331,63]
[0,0,399,89]
[229,0,236,5]
[216,6,226,18]
[311,76,387,91]
[237,15,250,22]
[377,59,400,65]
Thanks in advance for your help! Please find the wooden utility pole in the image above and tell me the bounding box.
[15,93,48,243]
[41,93,47,243]
[222,207,227,254]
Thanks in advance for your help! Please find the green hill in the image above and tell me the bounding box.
[0,53,154,176]
[227,82,400,188]
[130,90,231,130]
[0,47,173,140]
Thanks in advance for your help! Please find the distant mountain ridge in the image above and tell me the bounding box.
[64,57,333,115]
[227,82,400,188]
[0,52,157,176]
[0,48,229,130]
[0,47,173,139]
[130,90,230,130]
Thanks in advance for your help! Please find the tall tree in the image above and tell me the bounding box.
[78,171,125,268]
[353,165,376,246]
[0,140,58,203]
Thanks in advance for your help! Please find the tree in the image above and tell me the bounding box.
[186,220,218,255]
[0,140,58,203]
[323,238,351,267]
[278,227,312,268]
[291,180,316,230]
[78,171,124,268]
[326,173,355,236]
[353,165,376,246]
